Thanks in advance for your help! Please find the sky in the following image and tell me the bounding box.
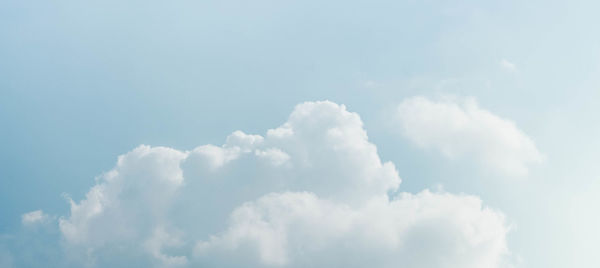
[1,0,600,267]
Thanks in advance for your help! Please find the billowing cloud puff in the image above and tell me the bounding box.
[396,96,543,176]
[195,191,507,268]
[55,101,510,267]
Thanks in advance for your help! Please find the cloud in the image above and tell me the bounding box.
[194,191,508,268]
[28,101,508,267]
[500,59,517,72]
[396,96,543,176]
[363,80,382,89]
[21,210,49,225]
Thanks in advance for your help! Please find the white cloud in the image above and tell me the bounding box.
[500,59,517,72]
[195,191,508,268]
[363,80,381,89]
[396,96,543,176]
[54,101,511,267]
[21,210,48,225]
[144,227,189,267]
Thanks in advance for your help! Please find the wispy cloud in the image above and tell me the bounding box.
[500,59,517,72]
[21,210,49,226]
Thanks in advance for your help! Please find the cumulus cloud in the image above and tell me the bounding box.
[195,191,508,268]
[396,96,543,176]
[21,210,49,225]
[48,101,510,267]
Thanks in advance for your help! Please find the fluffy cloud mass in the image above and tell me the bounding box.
[52,101,510,267]
[396,96,543,176]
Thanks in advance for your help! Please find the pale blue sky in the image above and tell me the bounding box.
[1,0,600,267]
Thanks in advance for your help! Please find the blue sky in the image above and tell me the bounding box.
[1,0,600,267]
